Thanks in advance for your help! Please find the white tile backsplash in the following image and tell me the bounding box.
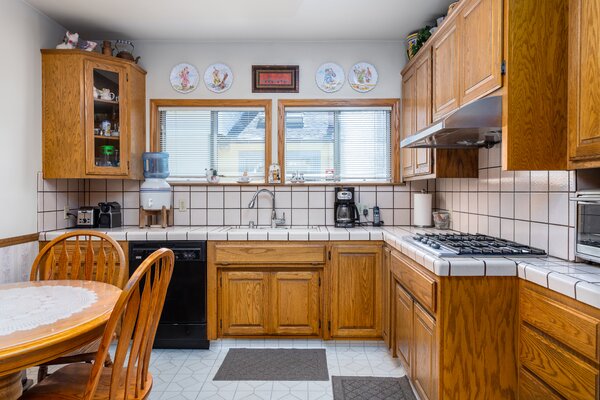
[434,148,576,261]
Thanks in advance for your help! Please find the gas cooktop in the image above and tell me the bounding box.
[404,233,547,257]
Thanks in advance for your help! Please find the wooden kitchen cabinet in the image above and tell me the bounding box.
[401,64,417,178]
[382,246,392,349]
[458,0,503,105]
[390,249,518,399]
[394,282,413,375]
[402,47,432,178]
[413,303,438,400]
[42,50,146,179]
[432,20,460,120]
[402,0,569,171]
[220,271,270,336]
[210,242,326,338]
[330,244,382,338]
[568,0,600,169]
[519,280,600,399]
[401,44,478,181]
[271,271,321,336]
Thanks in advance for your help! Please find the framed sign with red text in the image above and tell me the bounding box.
[252,65,299,93]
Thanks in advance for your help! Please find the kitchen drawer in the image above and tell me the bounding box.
[390,251,437,314]
[212,242,326,265]
[519,368,564,400]
[521,286,600,363]
[520,325,598,400]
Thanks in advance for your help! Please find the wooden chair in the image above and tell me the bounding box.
[20,247,175,400]
[30,231,127,382]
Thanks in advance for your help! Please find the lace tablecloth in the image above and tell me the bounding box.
[0,285,97,336]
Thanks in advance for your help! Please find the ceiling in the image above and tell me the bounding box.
[25,0,454,41]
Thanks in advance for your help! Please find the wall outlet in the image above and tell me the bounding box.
[357,203,368,217]
[178,199,187,212]
[63,205,69,220]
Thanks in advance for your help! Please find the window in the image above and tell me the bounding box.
[279,100,399,183]
[151,100,271,182]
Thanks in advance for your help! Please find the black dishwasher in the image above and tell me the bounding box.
[129,241,209,349]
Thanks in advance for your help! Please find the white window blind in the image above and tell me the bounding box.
[159,107,266,181]
[284,107,391,182]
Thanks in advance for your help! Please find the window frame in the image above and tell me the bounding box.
[150,99,272,184]
[277,99,401,184]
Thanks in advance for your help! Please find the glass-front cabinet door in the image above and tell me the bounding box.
[84,60,129,175]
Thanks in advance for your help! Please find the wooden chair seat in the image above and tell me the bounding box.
[20,364,152,400]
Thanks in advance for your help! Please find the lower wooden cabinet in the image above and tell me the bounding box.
[519,368,564,400]
[330,244,382,338]
[519,280,600,399]
[389,249,519,399]
[395,283,413,376]
[382,246,392,348]
[219,269,322,337]
[220,271,270,336]
[271,271,321,336]
[393,281,438,400]
[413,303,438,400]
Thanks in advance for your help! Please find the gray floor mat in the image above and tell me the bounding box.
[332,376,417,400]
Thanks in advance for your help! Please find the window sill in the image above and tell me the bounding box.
[167,180,404,187]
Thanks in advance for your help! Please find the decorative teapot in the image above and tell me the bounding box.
[114,40,140,64]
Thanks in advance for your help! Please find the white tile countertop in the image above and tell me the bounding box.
[39,225,600,309]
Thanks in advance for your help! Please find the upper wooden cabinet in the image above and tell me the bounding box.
[330,244,382,338]
[402,45,478,181]
[458,0,503,105]
[401,65,417,178]
[432,21,460,120]
[403,0,570,172]
[42,50,146,179]
[568,0,600,169]
[503,0,568,170]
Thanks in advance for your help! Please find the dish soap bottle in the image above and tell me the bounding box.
[268,163,281,184]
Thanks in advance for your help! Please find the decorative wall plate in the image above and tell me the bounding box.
[204,63,233,93]
[315,62,345,93]
[170,63,199,94]
[348,62,378,93]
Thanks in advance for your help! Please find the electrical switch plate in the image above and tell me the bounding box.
[179,199,187,212]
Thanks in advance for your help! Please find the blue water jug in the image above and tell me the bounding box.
[142,152,169,179]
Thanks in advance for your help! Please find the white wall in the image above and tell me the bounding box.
[134,40,405,156]
[0,0,64,238]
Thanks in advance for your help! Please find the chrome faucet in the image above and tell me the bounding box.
[248,189,286,228]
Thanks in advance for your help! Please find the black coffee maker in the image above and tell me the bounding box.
[334,187,360,228]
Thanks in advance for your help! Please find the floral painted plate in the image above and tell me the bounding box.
[204,63,233,93]
[170,63,200,94]
[315,62,345,93]
[348,62,378,93]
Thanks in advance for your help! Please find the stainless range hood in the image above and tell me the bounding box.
[400,96,502,149]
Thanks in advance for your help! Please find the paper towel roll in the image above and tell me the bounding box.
[413,192,433,227]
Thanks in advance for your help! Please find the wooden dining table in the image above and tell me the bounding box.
[0,280,121,400]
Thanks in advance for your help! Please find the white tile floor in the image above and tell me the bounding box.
[27,339,409,400]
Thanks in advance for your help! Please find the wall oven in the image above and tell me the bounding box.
[572,191,600,264]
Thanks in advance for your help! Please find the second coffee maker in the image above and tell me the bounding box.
[334,187,360,228]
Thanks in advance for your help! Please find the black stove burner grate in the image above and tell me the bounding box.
[413,233,546,256]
